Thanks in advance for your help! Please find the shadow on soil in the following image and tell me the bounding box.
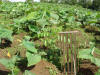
[0,70,9,75]
[0,40,12,49]
[77,68,94,75]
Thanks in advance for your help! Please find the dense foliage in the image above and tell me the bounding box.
[0,2,100,47]
[0,2,100,75]
[40,0,100,10]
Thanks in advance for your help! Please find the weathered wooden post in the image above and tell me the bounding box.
[58,31,79,75]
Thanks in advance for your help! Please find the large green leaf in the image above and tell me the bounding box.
[22,40,37,53]
[50,13,59,20]
[37,18,49,26]
[0,56,20,70]
[79,48,100,67]
[79,49,92,59]
[68,16,75,23]
[26,52,41,67]
[0,28,13,43]
[0,58,14,70]
[92,58,100,67]
[28,25,38,33]
[26,12,37,20]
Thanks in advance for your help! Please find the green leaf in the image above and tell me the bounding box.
[0,28,13,43]
[0,58,13,69]
[39,52,47,56]
[26,52,41,67]
[49,19,58,24]
[0,58,16,70]
[79,48,93,59]
[23,70,35,75]
[13,67,20,75]
[92,58,100,67]
[44,40,47,46]
[26,12,36,20]
[87,19,98,23]
[37,19,48,26]
[68,16,75,23]
[22,40,37,53]
[28,25,38,33]
[0,55,21,71]
[50,13,59,20]
[24,36,31,41]
[79,48,100,67]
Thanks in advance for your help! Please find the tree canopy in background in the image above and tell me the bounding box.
[1,0,100,10]
[40,0,100,10]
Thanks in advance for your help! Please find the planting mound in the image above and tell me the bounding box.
[77,60,99,75]
[29,60,62,75]
[0,60,62,75]
[18,60,62,75]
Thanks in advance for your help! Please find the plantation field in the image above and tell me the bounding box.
[0,2,100,75]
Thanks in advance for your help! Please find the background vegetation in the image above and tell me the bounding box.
[0,0,100,75]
